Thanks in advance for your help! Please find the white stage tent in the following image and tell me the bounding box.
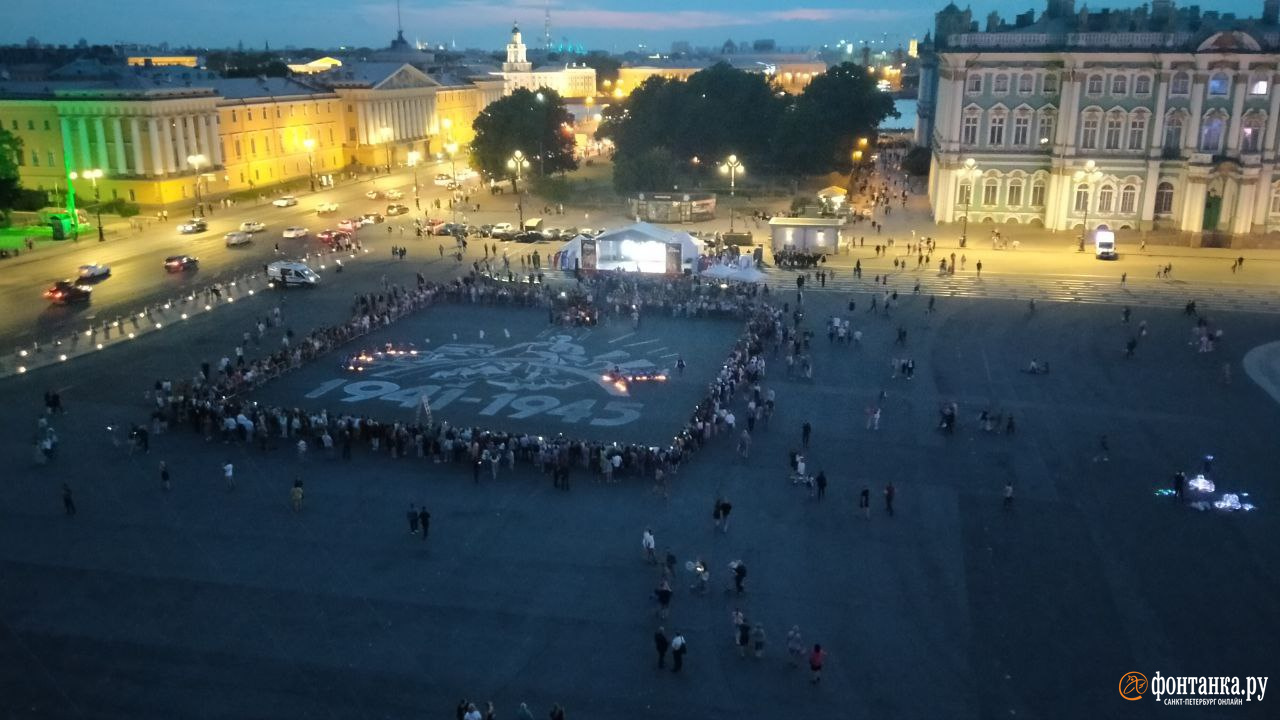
[555,222,703,274]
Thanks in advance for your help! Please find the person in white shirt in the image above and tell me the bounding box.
[223,462,234,490]
[642,528,656,563]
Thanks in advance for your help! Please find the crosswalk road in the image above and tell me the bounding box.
[766,269,1280,314]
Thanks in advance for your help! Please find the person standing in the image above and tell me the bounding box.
[801,421,811,449]
[859,487,871,519]
[815,471,827,500]
[1173,471,1186,503]
[62,483,76,516]
[1003,481,1013,509]
[717,497,733,533]
[786,625,804,667]
[751,623,767,659]
[419,506,431,540]
[291,479,304,513]
[736,615,751,658]
[407,503,420,534]
[653,626,670,669]
[670,631,687,673]
[809,644,826,684]
[642,527,656,563]
[159,461,171,491]
[884,482,895,517]
[223,461,235,491]
[975,259,983,277]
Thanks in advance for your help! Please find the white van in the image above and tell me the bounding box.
[1094,229,1118,260]
[266,260,320,287]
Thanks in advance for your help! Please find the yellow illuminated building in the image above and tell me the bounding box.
[127,56,200,68]
[615,58,827,98]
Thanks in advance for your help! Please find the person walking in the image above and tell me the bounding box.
[809,644,826,684]
[1120,272,1127,287]
[1173,471,1186,503]
[786,625,804,667]
[291,478,304,512]
[801,421,811,449]
[159,461,171,491]
[62,483,76,516]
[735,614,751,658]
[1003,481,1014,509]
[716,496,733,533]
[654,626,670,669]
[815,471,827,500]
[407,503,420,534]
[654,578,673,619]
[670,631,687,673]
[223,461,235,491]
[642,527,657,563]
[751,623,767,659]
[419,506,431,540]
[884,482,895,516]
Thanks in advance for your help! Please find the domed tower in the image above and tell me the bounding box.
[504,22,532,73]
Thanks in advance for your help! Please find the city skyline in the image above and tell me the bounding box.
[8,0,1263,54]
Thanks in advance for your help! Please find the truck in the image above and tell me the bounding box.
[266,260,321,287]
[1094,228,1118,260]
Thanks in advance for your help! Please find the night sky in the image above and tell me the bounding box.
[1,0,1267,52]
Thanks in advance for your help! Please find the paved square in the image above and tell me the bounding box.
[252,304,740,444]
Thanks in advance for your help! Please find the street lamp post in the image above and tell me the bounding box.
[1072,159,1104,252]
[380,127,393,174]
[70,169,105,242]
[444,142,459,223]
[187,154,207,217]
[719,154,744,232]
[407,150,421,208]
[959,157,981,248]
[507,149,530,228]
[303,138,316,192]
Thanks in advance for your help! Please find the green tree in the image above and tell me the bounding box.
[781,63,897,174]
[470,87,578,190]
[612,146,679,194]
[0,126,23,223]
[902,146,932,177]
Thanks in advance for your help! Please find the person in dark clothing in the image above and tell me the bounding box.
[732,562,748,595]
[62,484,76,516]
[670,631,687,672]
[884,483,895,516]
[859,487,870,519]
[801,421,811,449]
[1173,471,1186,503]
[815,471,827,500]
[407,503,420,534]
[654,627,670,668]
[418,507,431,539]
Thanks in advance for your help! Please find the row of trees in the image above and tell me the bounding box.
[600,62,898,191]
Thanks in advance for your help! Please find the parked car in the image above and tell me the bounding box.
[282,226,309,238]
[384,189,403,200]
[272,196,298,207]
[164,255,199,272]
[543,227,564,240]
[77,263,111,281]
[385,203,409,216]
[514,231,545,243]
[361,212,385,224]
[224,231,253,247]
[178,218,208,234]
[316,202,339,215]
[44,280,91,304]
[490,222,515,239]
[239,220,267,233]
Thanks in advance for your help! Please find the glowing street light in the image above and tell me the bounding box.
[719,154,744,231]
[380,127,393,174]
[958,157,982,247]
[444,142,459,222]
[70,168,105,242]
[508,149,530,226]
[187,154,208,217]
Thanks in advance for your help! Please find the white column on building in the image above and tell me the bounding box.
[1149,70,1170,154]
[947,66,965,146]
[1232,180,1256,234]
[1263,76,1280,153]
[130,117,145,176]
[59,117,75,170]
[1140,164,1161,224]
[77,117,92,171]
[1226,78,1248,154]
[210,114,224,166]
[357,102,369,146]
[1058,68,1082,153]
[149,118,166,175]
[200,114,215,165]
[390,100,401,140]
[161,116,178,173]
[1253,165,1273,226]
[1185,75,1205,153]
[111,116,128,174]
[377,101,388,137]
[399,99,410,139]
[93,116,110,171]
[173,116,190,170]
[184,114,200,158]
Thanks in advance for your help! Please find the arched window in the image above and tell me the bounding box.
[1200,113,1227,152]
[988,109,1007,146]
[1241,113,1265,153]
[1008,178,1024,207]
[1164,114,1184,151]
[1044,73,1059,93]
[1013,110,1031,146]
[1098,185,1115,213]
[1208,73,1230,96]
[1111,74,1128,95]
[1081,112,1100,149]
[958,181,974,206]
[993,74,1010,94]
[1134,75,1152,95]
[1031,179,1047,207]
[1155,182,1174,215]
[967,73,983,93]
[962,109,980,145]
[1087,74,1104,95]
[1075,183,1091,213]
[983,178,999,205]
[1171,71,1191,95]
[1019,73,1034,94]
[1128,111,1148,150]
[1251,77,1270,95]
[1120,184,1137,214]
[1105,112,1124,149]
[1037,108,1057,146]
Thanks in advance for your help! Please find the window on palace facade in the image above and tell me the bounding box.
[988,113,1006,145]
[1164,115,1184,150]
[1044,73,1059,93]
[1171,72,1190,95]
[1155,182,1174,214]
[43,119,50,130]
[234,139,242,158]
[1086,74,1104,95]
[1128,113,1147,150]
[1251,78,1269,95]
[967,73,983,93]
[1241,114,1265,153]
[46,150,54,166]
[993,74,1010,94]
[1105,114,1123,150]
[1019,73,1034,94]
[958,182,973,206]
[1074,183,1090,212]
[962,114,979,145]
[1111,75,1128,95]
[1081,115,1100,149]
[1199,114,1226,152]
[1013,114,1030,146]
[1098,185,1115,213]
[1120,184,1137,214]
[27,119,34,130]
[983,179,999,205]
[1038,111,1056,146]
[348,127,357,142]
[247,109,253,121]
[1208,73,1230,96]
[1271,185,1280,214]
[1135,75,1152,95]
[250,138,257,155]
[1008,179,1024,206]
[31,150,39,166]
[1031,180,1046,207]
[128,189,136,202]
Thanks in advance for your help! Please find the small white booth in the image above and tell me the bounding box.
[768,217,844,254]
[555,222,703,274]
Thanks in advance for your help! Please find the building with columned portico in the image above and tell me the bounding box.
[918,0,1280,239]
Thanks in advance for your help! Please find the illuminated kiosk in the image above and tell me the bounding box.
[767,216,845,254]
[555,222,702,274]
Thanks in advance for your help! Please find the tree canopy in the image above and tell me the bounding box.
[599,62,898,185]
[470,87,578,190]
[0,127,23,222]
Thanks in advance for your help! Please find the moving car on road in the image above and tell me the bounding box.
[385,189,403,200]
[316,202,339,215]
[385,203,409,216]
[164,255,199,272]
[433,173,453,186]
[239,220,266,233]
[224,231,253,247]
[361,212,384,224]
[282,226,309,238]
[272,196,298,207]
[365,190,382,200]
[77,263,111,281]
[44,280,92,304]
[178,218,208,234]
